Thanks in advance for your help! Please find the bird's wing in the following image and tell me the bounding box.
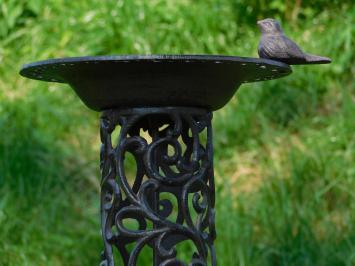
[259,35,305,59]
[259,36,287,59]
[282,36,305,58]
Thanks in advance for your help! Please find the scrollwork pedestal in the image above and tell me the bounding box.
[100,107,216,266]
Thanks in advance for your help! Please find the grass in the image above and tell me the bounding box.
[0,0,354,265]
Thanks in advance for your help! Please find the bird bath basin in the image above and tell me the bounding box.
[20,55,291,111]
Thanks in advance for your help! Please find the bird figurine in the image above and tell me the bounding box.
[257,18,331,65]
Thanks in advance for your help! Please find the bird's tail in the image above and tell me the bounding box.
[305,54,331,64]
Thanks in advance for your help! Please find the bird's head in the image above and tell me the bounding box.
[257,18,283,34]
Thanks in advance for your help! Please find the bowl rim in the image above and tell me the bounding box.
[20,54,291,73]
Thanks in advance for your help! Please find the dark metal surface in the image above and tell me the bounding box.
[257,18,331,65]
[100,107,215,266]
[19,54,293,265]
[20,55,291,111]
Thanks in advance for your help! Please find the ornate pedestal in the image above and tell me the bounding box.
[20,55,291,265]
[100,107,215,265]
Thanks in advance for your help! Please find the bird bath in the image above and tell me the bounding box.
[20,55,292,265]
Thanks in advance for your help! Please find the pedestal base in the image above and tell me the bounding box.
[100,107,216,266]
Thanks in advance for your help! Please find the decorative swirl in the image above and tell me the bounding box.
[99,107,216,266]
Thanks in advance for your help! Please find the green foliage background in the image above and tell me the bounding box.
[0,0,354,265]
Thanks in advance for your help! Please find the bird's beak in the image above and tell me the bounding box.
[257,21,262,26]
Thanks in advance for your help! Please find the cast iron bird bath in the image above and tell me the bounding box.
[20,55,292,265]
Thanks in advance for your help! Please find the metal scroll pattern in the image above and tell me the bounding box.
[99,108,216,266]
